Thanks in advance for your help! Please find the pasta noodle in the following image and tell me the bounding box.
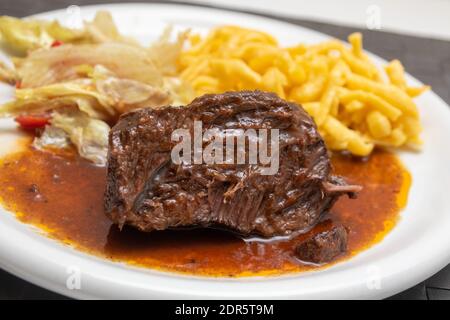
[178,26,428,156]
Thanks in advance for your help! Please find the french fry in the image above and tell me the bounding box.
[210,59,261,86]
[262,67,287,98]
[191,75,219,90]
[178,26,426,156]
[385,59,407,89]
[406,85,430,97]
[339,90,402,121]
[344,100,364,113]
[302,102,320,119]
[316,85,336,126]
[367,110,391,138]
[388,128,408,146]
[346,73,419,117]
[348,32,363,57]
[289,76,327,103]
[324,116,374,156]
[340,48,375,79]
[180,59,210,82]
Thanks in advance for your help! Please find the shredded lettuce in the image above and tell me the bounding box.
[51,109,110,165]
[15,42,163,88]
[96,77,170,113]
[0,16,84,54]
[33,125,70,150]
[0,71,171,120]
[0,12,196,165]
[0,60,17,84]
[0,11,136,54]
[83,11,138,46]
[0,79,114,119]
[34,109,110,165]
[148,26,189,76]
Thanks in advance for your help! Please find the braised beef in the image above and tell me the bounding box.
[105,91,360,237]
[295,224,348,264]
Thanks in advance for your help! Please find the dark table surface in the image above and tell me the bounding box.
[0,0,449,300]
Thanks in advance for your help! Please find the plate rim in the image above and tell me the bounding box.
[0,2,449,300]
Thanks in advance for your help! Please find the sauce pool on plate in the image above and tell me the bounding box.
[0,145,410,276]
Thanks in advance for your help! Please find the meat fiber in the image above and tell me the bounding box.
[105,91,360,237]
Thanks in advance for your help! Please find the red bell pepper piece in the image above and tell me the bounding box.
[51,40,64,47]
[14,115,51,130]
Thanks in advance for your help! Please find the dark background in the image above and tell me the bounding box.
[0,0,449,300]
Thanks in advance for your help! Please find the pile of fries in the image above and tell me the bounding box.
[178,26,428,156]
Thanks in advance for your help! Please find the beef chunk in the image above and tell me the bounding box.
[105,91,360,237]
[295,224,348,264]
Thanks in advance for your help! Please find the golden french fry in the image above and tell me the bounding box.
[406,85,430,97]
[262,67,287,98]
[330,94,339,116]
[344,100,364,113]
[326,137,349,150]
[302,102,320,119]
[340,48,376,79]
[346,73,418,117]
[289,76,327,103]
[385,60,407,89]
[316,85,336,126]
[248,52,278,74]
[350,109,366,124]
[388,128,408,146]
[286,44,307,57]
[303,40,344,58]
[288,63,306,85]
[180,59,210,82]
[329,60,349,86]
[323,116,352,140]
[348,32,363,57]
[235,43,276,61]
[196,86,220,95]
[367,110,392,138]
[348,137,374,156]
[339,90,401,121]
[191,75,219,90]
[178,26,426,156]
[324,116,374,156]
[401,115,423,138]
[210,59,261,86]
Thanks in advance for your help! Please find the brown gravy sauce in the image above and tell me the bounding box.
[0,144,411,277]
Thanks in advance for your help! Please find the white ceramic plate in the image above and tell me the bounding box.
[0,3,449,300]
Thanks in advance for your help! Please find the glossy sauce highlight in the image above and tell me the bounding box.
[0,146,410,276]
